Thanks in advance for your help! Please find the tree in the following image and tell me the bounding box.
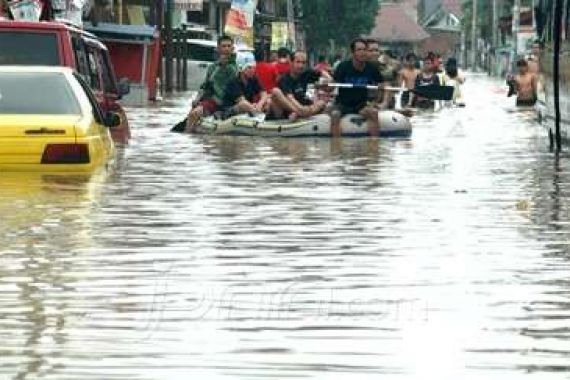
[300,0,380,54]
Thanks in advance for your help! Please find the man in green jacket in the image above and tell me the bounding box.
[186,35,238,132]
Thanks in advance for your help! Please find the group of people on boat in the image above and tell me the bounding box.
[185,34,463,136]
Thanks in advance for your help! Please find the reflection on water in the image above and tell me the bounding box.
[1,76,570,379]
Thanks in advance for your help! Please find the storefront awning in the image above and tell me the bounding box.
[83,22,158,44]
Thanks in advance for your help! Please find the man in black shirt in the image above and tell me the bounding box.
[223,60,270,116]
[270,50,332,120]
[331,37,384,137]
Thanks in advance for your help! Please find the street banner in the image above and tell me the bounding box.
[8,0,42,21]
[271,22,288,51]
[224,0,258,48]
[271,22,295,50]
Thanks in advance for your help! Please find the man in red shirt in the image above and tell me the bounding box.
[274,47,291,79]
[254,50,279,92]
[313,55,331,74]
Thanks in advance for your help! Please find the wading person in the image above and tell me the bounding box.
[331,37,384,137]
[185,35,238,132]
[413,54,440,109]
[511,58,538,107]
[443,58,465,106]
[398,53,420,107]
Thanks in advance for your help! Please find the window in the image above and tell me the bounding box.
[99,52,118,94]
[71,35,90,83]
[73,73,105,124]
[86,46,102,91]
[188,43,217,62]
[0,32,60,66]
[0,72,81,115]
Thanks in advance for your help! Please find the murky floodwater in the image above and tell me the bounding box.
[1,75,570,380]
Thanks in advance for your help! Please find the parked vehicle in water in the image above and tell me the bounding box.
[535,0,570,143]
[0,66,118,172]
[0,20,131,143]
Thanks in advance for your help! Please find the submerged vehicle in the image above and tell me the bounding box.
[0,20,130,143]
[0,66,119,172]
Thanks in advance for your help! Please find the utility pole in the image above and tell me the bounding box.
[492,0,498,49]
[531,0,536,33]
[471,0,477,71]
[286,0,295,50]
[164,0,173,93]
[513,0,521,62]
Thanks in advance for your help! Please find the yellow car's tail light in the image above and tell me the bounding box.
[41,144,90,164]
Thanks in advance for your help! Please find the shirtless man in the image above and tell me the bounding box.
[398,53,419,107]
[513,58,537,107]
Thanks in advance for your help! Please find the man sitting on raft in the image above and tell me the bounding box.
[330,37,384,137]
[270,50,332,120]
[185,35,238,132]
[223,59,271,118]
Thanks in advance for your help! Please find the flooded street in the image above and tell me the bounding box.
[2,74,570,379]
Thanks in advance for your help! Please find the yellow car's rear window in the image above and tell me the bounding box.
[0,72,81,115]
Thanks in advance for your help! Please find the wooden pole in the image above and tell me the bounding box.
[117,0,122,24]
[155,0,164,95]
[492,0,498,49]
[554,0,562,151]
[165,0,174,93]
[513,0,520,66]
[176,29,182,91]
[182,24,188,91]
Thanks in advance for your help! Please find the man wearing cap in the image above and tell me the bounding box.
[223,59,270,117]
[186,35,238,132]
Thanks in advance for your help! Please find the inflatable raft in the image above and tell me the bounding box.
[175,111,412,138]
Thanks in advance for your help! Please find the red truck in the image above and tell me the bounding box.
[0,20,131,143]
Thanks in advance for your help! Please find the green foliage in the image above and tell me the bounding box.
[300,0,380,52]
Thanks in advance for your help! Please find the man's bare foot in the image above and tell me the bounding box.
[288,112,299,121]
[185,111,202,133]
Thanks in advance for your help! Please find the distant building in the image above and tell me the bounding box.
[367,2,429,56]
[255,0,305,58]
[177,0,232,38]
[418,0,463,59]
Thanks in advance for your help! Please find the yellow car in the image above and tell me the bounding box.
[0,66,117,172]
